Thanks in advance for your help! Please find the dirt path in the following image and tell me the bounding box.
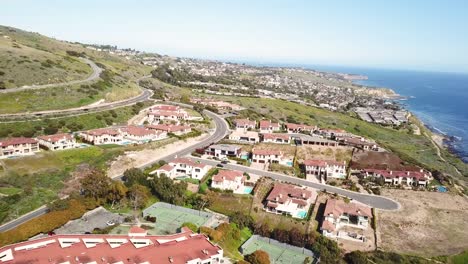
[424,132,462,176]
[107,134,209,178]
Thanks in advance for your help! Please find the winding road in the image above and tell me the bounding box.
[0,57,102,94]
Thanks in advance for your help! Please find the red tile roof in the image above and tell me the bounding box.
[259,120,280,128]
[157,164,175,172]
[234,119,256,127]
[324,198,372,218]
[170,158,207,169]
[0,230,222,264]
[321,220,335,232]
[363,169,427,180]
[285,123,315,131]
[121,126,160,136]
[0,137,37,147]
[212,170,244,182]
[152,105,180,111]
[149,110,186,117]
[266,183,313,203]
[37,133,74,142]
[129,226,147,234]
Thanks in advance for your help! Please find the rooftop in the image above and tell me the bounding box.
[324,198,372,218]
[0,137,38,147]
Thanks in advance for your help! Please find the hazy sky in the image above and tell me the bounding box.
[2,0,468,72]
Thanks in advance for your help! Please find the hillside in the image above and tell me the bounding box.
[0,25,151,114]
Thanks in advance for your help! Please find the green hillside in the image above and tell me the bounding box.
[0,25,151,113]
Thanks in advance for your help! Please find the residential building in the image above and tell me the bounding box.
[304,160,347,182]
[121,126,167,142]
[285,123,316,134]
[151,158,210,180]
[321,198,372,242]
[205,144,241,159]
[264,183,317,219]
[360,169,432,187]
[147,110,189,124]
[317,129,353,139]
[252,149,293,167]
[80,128,123,145]
[37,133,77,151]
[259,120,281,133]
[211,170,246,193]
[292,134,338,147]
[337,136,379,151]
[0,137,39,158]
[146,124,192,135]
[228,130,260,143]
[0,227,223,264]
[234,119,256,130]
[261,133,291,144]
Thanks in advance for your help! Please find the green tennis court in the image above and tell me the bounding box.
[242,239,312,264]
[144,206,209,235]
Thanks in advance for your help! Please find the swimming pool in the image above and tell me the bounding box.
[296,211,307,219]
[286,161,293,167]
[437,186,447,192]
[243,186,253,194]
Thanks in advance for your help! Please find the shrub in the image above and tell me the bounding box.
[181,222,198,233]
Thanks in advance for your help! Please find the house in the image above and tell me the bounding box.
[205,144,241,159]
[264,183,317,219]
[285,123,316,134]
[146,124,192,135]
[252,149,293,167]
[261,133,291,144]
[191,99,244,111]
[0,137,39,158]
[80,128,123,145]
[0,227,223,264]
[151,158,210,180]
[211,170,246,194]
[228,130,260,143]
[147,110,189,124]
[120,126,167,142]
[234,119,256,130]
[259,120,281,133]
[337,136,379,151]
[292,134,338,147]
[360,169,432,187]
[321,198,372,242]
[304,160,347,182]
[37,133,77,151]
[316,128,353,139]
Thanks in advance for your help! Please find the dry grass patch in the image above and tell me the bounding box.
[254,143,296,157]
[296,145,353,163]
[377,189,468,257]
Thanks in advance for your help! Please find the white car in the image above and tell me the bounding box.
[106,220,115,226]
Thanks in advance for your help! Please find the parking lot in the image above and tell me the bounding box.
[54,207,126,234]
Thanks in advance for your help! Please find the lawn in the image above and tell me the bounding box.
[208,193,253,216]
[0,187,22,196]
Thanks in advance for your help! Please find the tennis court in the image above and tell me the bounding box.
[144,206,209,234]
[242,237,314,264]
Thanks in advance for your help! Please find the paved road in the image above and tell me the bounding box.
[190,157,400,210]
[0,75,153,122]
[0,206,48,233]
[0,57,102,94]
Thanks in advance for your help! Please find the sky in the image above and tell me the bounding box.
[2,0,468,73]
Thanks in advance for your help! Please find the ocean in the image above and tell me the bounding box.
[307,65,468,163]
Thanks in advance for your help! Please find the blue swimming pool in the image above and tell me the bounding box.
[437,186,448,192]
[296,211,307,219]
[243,186,253,194]
[286,161,293,167]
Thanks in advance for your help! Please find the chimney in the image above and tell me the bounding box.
[169,256,174,263]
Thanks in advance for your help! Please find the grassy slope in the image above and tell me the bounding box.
[0,25,151,114]
[197,93,468,182]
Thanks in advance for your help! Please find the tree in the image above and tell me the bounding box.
[107,181,128,208]
[181,222,198,232]
[230,212,254,230]
[150,175,187,205]
[245,250,270,264]
[345,251,368,264]
[122,168,147,187]
[80,170,111,201]
[128,184,150,210]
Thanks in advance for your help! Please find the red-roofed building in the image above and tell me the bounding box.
[304,159,347,182]
[285,123,317,134]
[259,120,281,133]
[360,168,432,187]
[337,136,379,151]
[211,170,246,193]
[0,137,39,158]
[0,228,223,264]
[321,198,372,241]
[317,128,354,139]
[234,119,256,131]
[261,133,291,144]
[148,110,189,124]
[37,133,77,151]
[252,148,293,167]
[151,158,210,180]
[146,124,191,135]
[264,183,317,219]
[120,126,167,142]
[80,128,123,145]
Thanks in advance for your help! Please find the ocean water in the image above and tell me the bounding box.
[308,65,468,162]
